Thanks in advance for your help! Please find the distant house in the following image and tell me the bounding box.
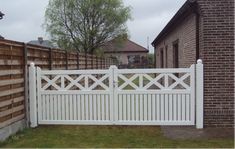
[28,37,55,48]
[102,39,149,68]
[152,0,234,127]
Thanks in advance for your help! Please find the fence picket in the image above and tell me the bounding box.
[165,94,169,121]
[46,95,50,120]
[81,95,85,120]
[186,94,190,121]
[160,94,164,121]
[140,94,143,121]
[77,95,81,120]
[89,95,93,120]
[97,95,101,121]
[66,95,69,120]
[136,94,139,121]
[169,94,173,121]
[182,94,186,121]
[58,95,61,120]
[173,94,177,121]
[85,95,89,120]
[101,95,105,121]
[131,95,135,121]
[94,95,97,120]
[73,95,77,120]
[152,94,156,121]
[178,94,182,121]
[105,95,109,120]
[127,94,131,121]
[123,95,127,121]
[61,95,65,120]
[50,95,54,120]
[144,94,147,121]
[148,94,152,121]
[156,94,160,121]
[69,95,73,120]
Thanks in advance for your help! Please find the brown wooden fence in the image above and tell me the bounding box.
[0,39,116,129]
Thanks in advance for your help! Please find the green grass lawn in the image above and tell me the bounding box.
[0,126,234,148]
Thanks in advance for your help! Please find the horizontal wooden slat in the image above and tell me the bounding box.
[0,114,25,129]
[0,88,24,97]
[0,50,23,56]
[0,59,23,65]
[0,78,24,86]
[0,41,24,47]
[0,69,23,76]
[0,105,24,117]
[27,46,50,52]
[0,96,24,108]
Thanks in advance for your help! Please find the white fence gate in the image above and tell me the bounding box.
[29,60,203,129]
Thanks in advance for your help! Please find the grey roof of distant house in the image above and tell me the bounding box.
[28,40,55,48]
[102,39,149,53]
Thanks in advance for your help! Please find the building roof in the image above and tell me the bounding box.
[28,37,55,48]
[151,0,198,46]
[103,39,149,53]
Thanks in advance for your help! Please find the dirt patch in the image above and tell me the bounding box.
[161,126,234,140]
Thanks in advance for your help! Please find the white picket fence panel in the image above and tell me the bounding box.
[29,60,204,128]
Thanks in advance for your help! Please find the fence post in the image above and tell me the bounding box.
[29,63,38,128]
[96,56,98,69]
[66,51,68,70]
[77,52,80,70]
[109,65,118,124]
[91,55,94,69]
[49,48,53,70]
[23,43,29,127]
[196,59,204,129]
[100,58,103,69]
[85,52,87,69]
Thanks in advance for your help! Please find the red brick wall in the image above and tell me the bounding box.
[155,13,197,68]
[154,0,234,127]
[197,0,234,127]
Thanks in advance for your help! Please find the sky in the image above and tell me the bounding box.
[0,0,186,53]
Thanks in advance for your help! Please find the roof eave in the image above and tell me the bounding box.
[151,0,198,47]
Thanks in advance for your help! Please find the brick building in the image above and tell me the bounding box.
[152,0,234,127]
[102,39,149,68]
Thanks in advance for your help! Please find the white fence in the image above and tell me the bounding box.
[29,60,203,128]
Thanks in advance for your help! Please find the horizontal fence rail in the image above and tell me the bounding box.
[29,61,204,128]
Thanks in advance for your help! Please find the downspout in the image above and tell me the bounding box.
[154,46,157,68]
[189,0,200,61]
[191,2,200,61]
[196,12,200,61]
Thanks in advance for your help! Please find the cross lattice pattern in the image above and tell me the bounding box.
[41,74,109,91]
[118,73,190,90]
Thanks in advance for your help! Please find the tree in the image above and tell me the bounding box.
[147,53,155,68]
[44,0,131,54]
[0,11,4,20]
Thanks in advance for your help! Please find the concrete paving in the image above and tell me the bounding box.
[161,126,234,140]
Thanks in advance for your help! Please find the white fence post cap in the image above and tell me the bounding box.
[109,65,118,69]
[30,62,35,67]
[197,59,202,64]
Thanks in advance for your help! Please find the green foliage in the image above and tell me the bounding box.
[147,53,155,68]
[44,0,131,54]
[93,48,105,57]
